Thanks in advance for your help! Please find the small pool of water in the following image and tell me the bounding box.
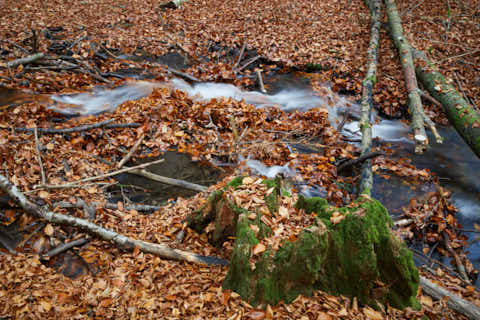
[371,126,480,285]
[111,151,223,206]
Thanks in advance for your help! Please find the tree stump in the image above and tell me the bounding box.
[187,176,420,309]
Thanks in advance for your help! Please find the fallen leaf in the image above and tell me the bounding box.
[362,307,383,319]
[252,243,266,255]
[44,224,54,236]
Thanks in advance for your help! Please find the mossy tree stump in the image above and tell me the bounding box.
[187,177,420,310]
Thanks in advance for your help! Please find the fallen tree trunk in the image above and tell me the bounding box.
[414,50,480,158]
[384,0,428,153]
[0,174,227,266]
[359,0,382,195]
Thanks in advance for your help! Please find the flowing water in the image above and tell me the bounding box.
[42,77,480,284]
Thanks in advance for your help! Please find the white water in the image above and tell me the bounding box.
[46,78,411,142]
[49,81,159,115]
[245,159,294,178]
[342,119,411,143]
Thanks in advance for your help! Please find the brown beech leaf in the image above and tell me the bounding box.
[252,243,266,256]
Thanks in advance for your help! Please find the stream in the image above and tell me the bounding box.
[44,73,480,285]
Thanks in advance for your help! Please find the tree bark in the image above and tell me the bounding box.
[0,174,227,266]
[384,0,428,153]
[414,50,480,158]
[420,276,480,320]
[4,52,45,68]
[359,0,382,195]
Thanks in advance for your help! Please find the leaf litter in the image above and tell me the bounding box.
[0,0,480,318]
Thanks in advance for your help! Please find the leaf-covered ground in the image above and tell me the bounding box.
[0,0,479,318]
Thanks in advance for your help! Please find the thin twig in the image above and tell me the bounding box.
[442,231,470,283]
[133,169,207,192]
[35,158,165,189]
[420,90,443,107]
[118,133,145,168]
[93,155,207,192]
[1,39,30,54]
[439,49,480,63]
[237,55,260,72]
[256,69,267,93]
[337,111,350,132]
[234,39,247,68]
[3,120,140,134]
[18,222,46,249]
[416,103,443,143]
[54,200,161,213]
[43,238,90,258]
[167,67,200,83]
[34,128,47,184]
[337,151,384,172]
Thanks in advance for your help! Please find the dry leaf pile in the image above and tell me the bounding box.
[0,0,480,318]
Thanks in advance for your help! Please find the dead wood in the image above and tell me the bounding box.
[74,198,97,220]
[4,120,141,134]
[234,40,247,68]
[236,55,260,72]
[44,238,90,258]
[117,133,145,168]
[413,49,480,158]
[54,200,161,214]
[0,174,228,266]
[338,151,384,172]
[420,276,480,320]
[36,158,165,189]
[359,0,382,195]
[384,0,428,153]
[442,232,470,283]
[3,52,45,68]
[167,67,200,83]
[131,169,208,192]
[256,69,267,93]
[33,128,47,185]
[93,156,208,193]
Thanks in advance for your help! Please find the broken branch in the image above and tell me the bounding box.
[36,158,165,189]
[3,52,45,68]
[4,120,141,134]
[0,174,227,266]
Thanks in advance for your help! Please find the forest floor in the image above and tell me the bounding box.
[0,0,479,318]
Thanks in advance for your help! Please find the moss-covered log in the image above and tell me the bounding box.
[414,50,480,158]
[384,0,428,153]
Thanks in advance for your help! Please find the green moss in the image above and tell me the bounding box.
[304,63,327,71]
[295,195,328,214]
[186,190,223,233]
[228,176,245,189]
[262,177,282,214]
[225,197,420,310]
[223,214,259,298]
